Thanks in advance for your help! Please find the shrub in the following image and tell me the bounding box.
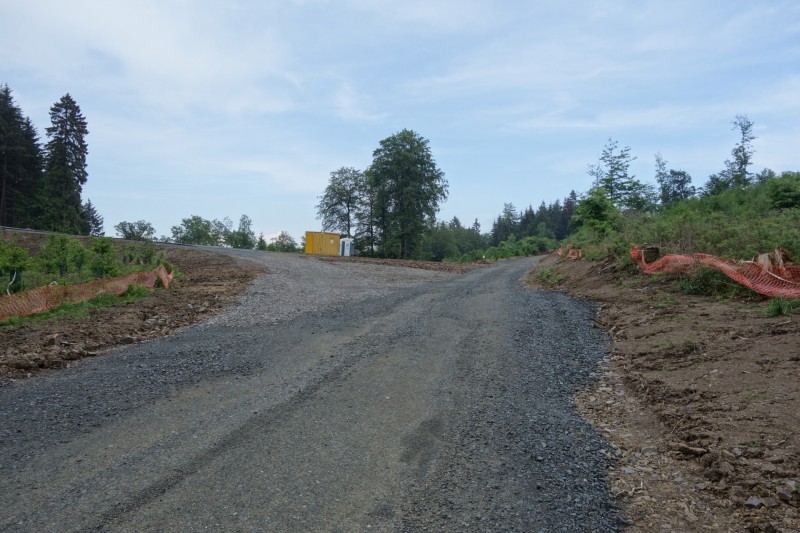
[89,237,121,278]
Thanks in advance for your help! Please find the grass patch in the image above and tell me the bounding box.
[537,267,566,285]
[676,267,756,299]
[765,298,800,317]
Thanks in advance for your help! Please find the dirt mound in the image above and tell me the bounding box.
[0,240,262,381]
[524,255,800,531]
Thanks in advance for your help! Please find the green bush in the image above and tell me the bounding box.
[89,237,121,278]
[0,240,31,293]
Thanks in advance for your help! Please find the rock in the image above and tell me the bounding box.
[44,334,60,346]
[622,466,636,474]
[777,488,793,502]
[763,497,780,509]
[744,496,763,508]
[120,336,137,344]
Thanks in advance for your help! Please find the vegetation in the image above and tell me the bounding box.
[115,220,156,241]
[266,231,300,252]
[765,298,800,317]
[0,86,101,235]
[0,234,167,294]
[316,129,448,259]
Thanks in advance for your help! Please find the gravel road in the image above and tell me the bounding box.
[0,251,620,531]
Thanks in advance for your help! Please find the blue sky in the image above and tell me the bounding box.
[1,1,798,242]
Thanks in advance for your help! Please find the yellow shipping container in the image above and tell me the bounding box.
[305,231,341,256]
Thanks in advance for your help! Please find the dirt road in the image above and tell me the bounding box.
[0,251,619,531]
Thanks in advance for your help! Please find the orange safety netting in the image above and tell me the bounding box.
[0,265,173,321]
[630,246,800,299]
[556,245,583,260]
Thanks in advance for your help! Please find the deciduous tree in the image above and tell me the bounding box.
[115,220,156,241]
[316,167,364,237]
[367,129,448,259]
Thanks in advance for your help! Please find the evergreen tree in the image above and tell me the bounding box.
[589,138,651,211]
[702,115,756,196]
[730,114,755,188]
[43,93,89,234]
[80,199,104,236]
[0,85,44,227]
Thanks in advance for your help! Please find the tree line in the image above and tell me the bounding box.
[316,115,798,263]
[0,84,101,235]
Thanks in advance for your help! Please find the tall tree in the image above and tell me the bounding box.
[367,129,448,259]
[43,93,89,233]
[0,85,44,227]
[703,115,757,196]
[490,202,519,245]
[729,114,756,189]
[316,167,364,237]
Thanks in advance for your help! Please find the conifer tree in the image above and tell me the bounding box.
[0,85,44,227]
[43,93,88,234]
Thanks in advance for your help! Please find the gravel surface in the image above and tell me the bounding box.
[0,250,620,531]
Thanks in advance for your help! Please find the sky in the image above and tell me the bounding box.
[1,1,799,242]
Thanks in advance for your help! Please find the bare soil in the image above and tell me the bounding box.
[1,235,263,380]
[524,255,800,532]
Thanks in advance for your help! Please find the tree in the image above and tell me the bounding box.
[570,186,621,237]
[80,199,104,236]
[42,93,89,234]
[0,85,45,228]
[657,160,695,207]
[225,214,256,249]
[730,114,755,188]
[115,220,156,240]
[256,232,268,250]
[316,167,364,237]
[491,203,519,245]
[589,139,649,211]
[702,115,757,196]
[367,129,448,259]
[269,231,298,252]
[171,215,222,245]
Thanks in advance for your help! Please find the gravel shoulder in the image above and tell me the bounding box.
[526,254,800,532]
[1,250,620,531]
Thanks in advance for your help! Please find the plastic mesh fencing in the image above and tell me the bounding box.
[556,246,583,260]
[0,266,173,321]
[630,246,800,299]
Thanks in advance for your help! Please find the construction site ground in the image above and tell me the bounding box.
[0,235,477,381]
[525,255,800,532]
[2,232,799,531]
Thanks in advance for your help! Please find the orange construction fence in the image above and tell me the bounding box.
[0,265,173,321]
[630,246,800,299]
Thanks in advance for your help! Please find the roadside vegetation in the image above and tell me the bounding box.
[0,234,168,294]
